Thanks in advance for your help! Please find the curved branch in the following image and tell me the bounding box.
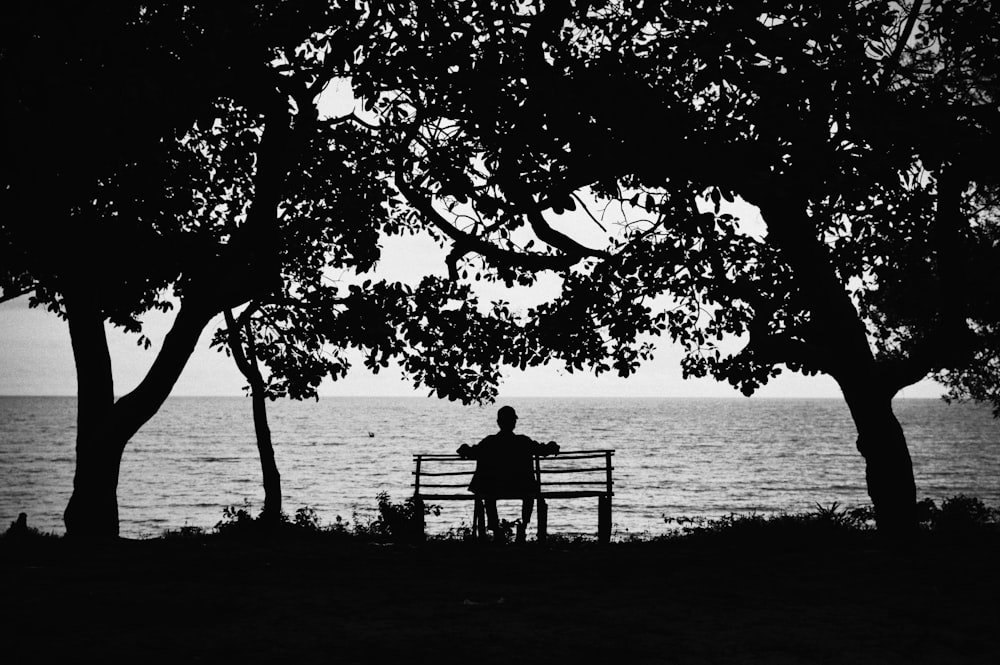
[445,246,463,281]
[394,161,583,273]
[112,299,217,443]
[327,112,381,132]
[880,0,924,91]
[523,206,609,260]
[224,308,259,384]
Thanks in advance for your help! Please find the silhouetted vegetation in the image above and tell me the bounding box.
[662,495,1000,547]
[0,513,59,543]
[154,492,444,544]
[4,513,998,665]
[138,493,1000,547]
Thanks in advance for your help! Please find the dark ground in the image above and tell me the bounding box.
[1,533,998,665]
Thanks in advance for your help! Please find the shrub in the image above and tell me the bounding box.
[363,491,441,543]
[663,496,1000,544]
[917,495,1000,533]
[214,499,258,536]
[161,524,206,540]
[661,501,876,546]
[0,512,58,542]
[293,506,322,532]
[212,500,327,539]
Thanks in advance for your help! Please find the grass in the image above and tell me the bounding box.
[144,492,999,546]
[2,496,998,664]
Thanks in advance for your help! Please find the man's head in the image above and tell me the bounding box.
[497,405,518,432]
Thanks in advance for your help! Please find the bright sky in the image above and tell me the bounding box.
[0,227,945,400]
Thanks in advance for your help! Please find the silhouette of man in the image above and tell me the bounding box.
[457,406,559,542]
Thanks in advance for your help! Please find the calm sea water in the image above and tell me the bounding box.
[1,396,998,539]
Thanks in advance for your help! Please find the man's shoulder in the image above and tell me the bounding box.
[472,434,503,451]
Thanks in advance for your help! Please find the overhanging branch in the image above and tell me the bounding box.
[523,205,609,260]
[880,0,924,91]
[394,162,584,273]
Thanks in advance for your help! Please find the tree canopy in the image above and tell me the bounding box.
[346,0,1000,533]
[356,0,999,401]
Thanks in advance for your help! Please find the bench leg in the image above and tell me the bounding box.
[414,498,426,542]
[473,499,487,540]
[537,498,548,543]
[598,495,611,544]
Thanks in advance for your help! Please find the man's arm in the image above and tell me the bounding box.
[530,438,560,456]
[457,439,487,459]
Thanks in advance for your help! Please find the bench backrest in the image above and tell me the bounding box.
[413,449,614,499]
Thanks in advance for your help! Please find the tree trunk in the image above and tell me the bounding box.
[251,385,282,523]
[839,380,917,538]
[62,284,122,539]
[63,435,127,539]
[59,100,292,540]
[225,309,282,524]
[759,198,919,537]
[63,287,217,539]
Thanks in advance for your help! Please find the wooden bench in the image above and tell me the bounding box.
[412,449,615,543]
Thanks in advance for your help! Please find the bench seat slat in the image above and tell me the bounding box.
[417,467,608,476]
[416,491,611,500]
[540,480,608,486]
[535,466,610,474]
[414,451,614,460]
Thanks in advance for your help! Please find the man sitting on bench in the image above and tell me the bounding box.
[456,405,560,542]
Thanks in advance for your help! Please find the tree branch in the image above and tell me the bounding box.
[745,325,837,376]
[327,112,381,132]
[523,205,609,260]
[880,0,924,91]
[394,157,583,274]
[878,165,976,394]
[572,192,608,233]
[224,308,258,383]
[112,299,217,443]
[0,283,36,305]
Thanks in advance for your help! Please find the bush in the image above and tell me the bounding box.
[917,495,1000,533]
[292,506,322,532]
[161,524,206,540]
[0,512,58,542]
[212,499,326,539]
[662,496,1000,544]
[662,501,876,544]
[350,492,441,544]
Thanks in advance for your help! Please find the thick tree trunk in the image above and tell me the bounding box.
[62,285,122,538]
[760,198,919,538]
[839,380,917,538]
[63,288,217,539]
[63,435,127,539]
